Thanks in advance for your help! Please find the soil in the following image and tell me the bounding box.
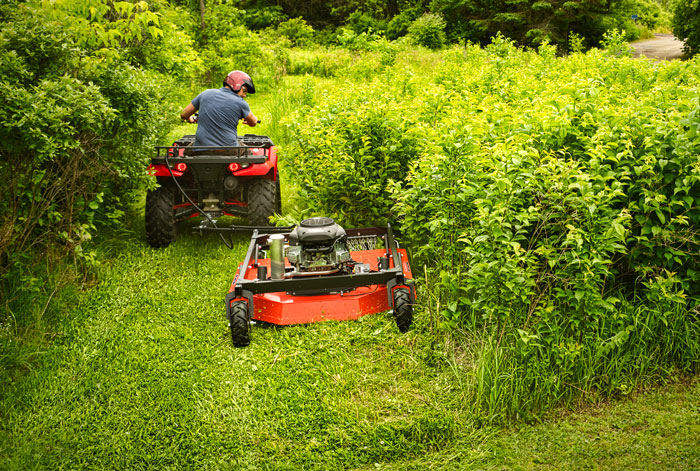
[632,33,686,60]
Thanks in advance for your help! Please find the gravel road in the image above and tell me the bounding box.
[632,33,685,60]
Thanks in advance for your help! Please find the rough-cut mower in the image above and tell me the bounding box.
[148,135,415,346]
[226,217,415,346]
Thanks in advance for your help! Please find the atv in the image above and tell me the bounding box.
[146,134,282,248]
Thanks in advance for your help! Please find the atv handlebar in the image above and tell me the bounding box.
[184,115,260,125]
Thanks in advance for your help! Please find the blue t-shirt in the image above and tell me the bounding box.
[191,87,251,147]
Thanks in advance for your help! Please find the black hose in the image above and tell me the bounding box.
[163,149,233,249]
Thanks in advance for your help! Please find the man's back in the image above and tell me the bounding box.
[192,87,251,147]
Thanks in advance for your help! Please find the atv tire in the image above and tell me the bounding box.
[230,301,251,347]
[248,178,278,226]
[392,288,413,333]
[145,184,176,248]
[275,178,282,214]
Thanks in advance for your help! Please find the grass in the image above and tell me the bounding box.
[365,379,700,470]
[0,220,456,469]
[1,212,699,470]
[2,70,699,469]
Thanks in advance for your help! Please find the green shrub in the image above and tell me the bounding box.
[600,28,634,57]
[407,13,447,49]
[0,1,176,313]
[284,43,700,420]
[243,5,287,30]
[672,0,700,56]
[346,11,386,35]
[277,17,315,47]
[386,8,422,40]
[634,0,665,30]
[335,27,388,52]
[285,96,422,226]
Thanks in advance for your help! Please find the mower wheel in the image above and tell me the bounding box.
[248,178,277,226]
[145,184,176,248]
[392,288,413,333]
[230,301,251,347]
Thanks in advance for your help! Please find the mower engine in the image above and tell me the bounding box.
[286,217,351,274]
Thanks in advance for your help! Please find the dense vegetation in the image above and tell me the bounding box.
[1,0,699,467]
[212,0,672,49]
[0,0,181,307]
[282,35,700,418]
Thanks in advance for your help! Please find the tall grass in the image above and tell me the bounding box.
[434,291,700,422]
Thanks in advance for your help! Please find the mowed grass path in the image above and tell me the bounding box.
[1,224,462,470]
[2,222,699,470]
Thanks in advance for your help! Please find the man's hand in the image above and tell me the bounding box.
[180,103,197,123]
[242,111,258,127]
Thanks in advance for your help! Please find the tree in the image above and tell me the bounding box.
[672,0,700,56]
[429,0,642,49]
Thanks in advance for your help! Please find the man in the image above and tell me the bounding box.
[180,70,258,147]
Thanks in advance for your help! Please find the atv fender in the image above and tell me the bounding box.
[234,149,278,179]
[148,148,277,179]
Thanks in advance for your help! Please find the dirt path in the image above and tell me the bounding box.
[632,33,685,60]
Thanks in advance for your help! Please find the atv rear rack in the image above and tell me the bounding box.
[154,137,289,246]
[153,146,270,165]
[226,224,416,320]
[153,134,276,164]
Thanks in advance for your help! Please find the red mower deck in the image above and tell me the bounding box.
[230,248,413,325]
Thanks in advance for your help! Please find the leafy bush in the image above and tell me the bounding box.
[285,95,422,225]
[284,43,700,419]
[634,0,665,30]
[335,27,388,52]
[407,13,447,49]
[386,8,422,40]
[401,49,700,417]
[600,28,634,57]
[277,17,315,47]
[0,1,176,313]
[198,26,271,86]
[346,11,386,35]
[243,5,287,30]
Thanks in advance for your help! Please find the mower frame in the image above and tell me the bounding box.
[226,224,416,322]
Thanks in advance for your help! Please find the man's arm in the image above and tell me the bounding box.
[242,111,258,127]
[180,103,197,123]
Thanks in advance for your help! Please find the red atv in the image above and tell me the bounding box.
[146,134,282,248]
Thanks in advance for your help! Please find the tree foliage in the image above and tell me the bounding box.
[430,0,644,48]
[672,0,700,57]
[407,13,447,49]
[217,0,653,49]
[169,0,662,50]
